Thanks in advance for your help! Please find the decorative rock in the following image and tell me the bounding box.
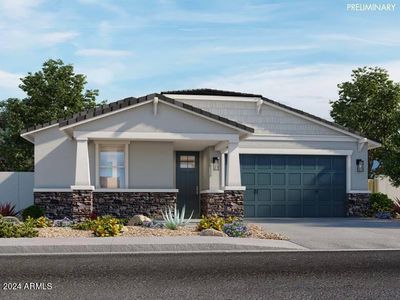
[128,214,152,226]
[199,228,228,237]
[1,216,22,224]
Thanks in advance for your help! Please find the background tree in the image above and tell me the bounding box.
[330,66,400,184]
[0,59,99,171]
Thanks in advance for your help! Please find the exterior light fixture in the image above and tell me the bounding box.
[212,157,220,170]
[356,159,364,172]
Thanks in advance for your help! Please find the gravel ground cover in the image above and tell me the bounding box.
[37,224,287,240]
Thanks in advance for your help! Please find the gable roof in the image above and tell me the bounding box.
[20,93,254,137]
[162,88,380,145]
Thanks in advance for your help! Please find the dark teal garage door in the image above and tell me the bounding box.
[240,155,347,217]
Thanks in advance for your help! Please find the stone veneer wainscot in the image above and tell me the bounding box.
[347,193,371,217]
[34,191,177,219]
[200,190,244,218]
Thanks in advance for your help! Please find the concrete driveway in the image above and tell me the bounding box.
[247,218,400,250]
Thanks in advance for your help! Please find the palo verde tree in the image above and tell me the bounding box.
[330,66,400,185]
[0,59,99,171]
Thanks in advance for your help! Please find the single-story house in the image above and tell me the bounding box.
[21,89,380,219]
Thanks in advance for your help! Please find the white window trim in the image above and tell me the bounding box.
[95,141,129,189]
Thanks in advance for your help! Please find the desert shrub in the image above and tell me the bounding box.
[197,215,237,231]
[370,193,394,215]
[161,205,193,230]
[0,202,17,216]
[92,216,124,237]
[22,205,44,221]
[119,218,129,226]
[25,216,52,228]
[223,221,247,237]
[72,219,96,231]
[0,217,38,238]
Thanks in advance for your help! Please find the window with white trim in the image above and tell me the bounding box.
[97,144,128,188]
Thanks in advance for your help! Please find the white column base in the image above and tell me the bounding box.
[71,185,95,191]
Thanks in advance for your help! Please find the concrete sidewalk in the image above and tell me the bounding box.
[0,236,305,254]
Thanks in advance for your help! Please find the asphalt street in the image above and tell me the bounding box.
[1,251,400,300]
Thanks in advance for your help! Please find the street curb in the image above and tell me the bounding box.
[0,236,306,254]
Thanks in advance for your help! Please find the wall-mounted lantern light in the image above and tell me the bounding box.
[212,157,220,171]
[356,159,364,172]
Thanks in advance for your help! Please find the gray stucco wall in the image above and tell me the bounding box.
[34,126,76,188]
[129,141,174,188]
[239,140,368,191]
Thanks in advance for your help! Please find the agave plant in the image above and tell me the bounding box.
[161,204,193,230]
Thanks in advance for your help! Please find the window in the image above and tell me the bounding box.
[96,144,128,188]
[180,155,195,169]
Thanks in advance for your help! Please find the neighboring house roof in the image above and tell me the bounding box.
[162,88,262,98]
[20,93,254,135]
[162,88,380,145]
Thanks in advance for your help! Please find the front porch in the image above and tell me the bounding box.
[33,95,254,219]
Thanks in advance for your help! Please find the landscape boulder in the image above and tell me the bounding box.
[128,215,152,226]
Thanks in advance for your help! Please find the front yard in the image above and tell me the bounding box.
[36,223,286,240]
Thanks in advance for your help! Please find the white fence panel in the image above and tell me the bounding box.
[0,172,34,212]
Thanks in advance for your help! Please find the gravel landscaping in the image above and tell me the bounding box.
[37,224,287,240]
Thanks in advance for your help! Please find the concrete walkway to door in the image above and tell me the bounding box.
[247,218,400,250]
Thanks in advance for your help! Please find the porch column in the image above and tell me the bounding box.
[226,141,241,187]
[71,137,93,190]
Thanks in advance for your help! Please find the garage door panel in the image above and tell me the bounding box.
[240,154,346,217]
[287,157,301,170]
[287,205,302,217]
[258,189,271,202]
[256,205,270,217]
[242,173,255,186]
[244,205,255,217]
[271,156,285,170]
[272,173,285,185]
[257,173,271,185]
[271,205,286,217]
[317,173,331,185]
[271,189,285,203]
[288,173,301,185]
[303,173,316,186]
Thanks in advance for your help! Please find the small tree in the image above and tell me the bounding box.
[330,66,400,183]
[0,59,99,171]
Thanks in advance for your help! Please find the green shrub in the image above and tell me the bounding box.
[0,217,38,238]
[92,216,124,237]
[72,219,96,231]
[197,215,237,231]
[370,193,394,215]
[22,205,45,221]
[25,216,52,228]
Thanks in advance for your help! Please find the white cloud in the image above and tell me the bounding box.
[76,63,127,86]
[76,48,133,57]
[38,31,79,46]
[0,70,24,99]
[0,0,43,19]
[209,44,318,54]
[199,61,400,120]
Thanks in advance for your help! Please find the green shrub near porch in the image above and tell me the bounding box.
[369,193,394,215]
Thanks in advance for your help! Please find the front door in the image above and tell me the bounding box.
[176,151,199,218]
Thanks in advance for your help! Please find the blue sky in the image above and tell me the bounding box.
[0,0,399,118]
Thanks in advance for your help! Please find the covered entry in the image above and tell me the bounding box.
[240,154,347,217]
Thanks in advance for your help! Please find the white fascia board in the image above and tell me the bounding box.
[159,100,252,134]
[238,148,353,156]
[74,131,240,142]
[164,94,261,102]
[60,101,151,131]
